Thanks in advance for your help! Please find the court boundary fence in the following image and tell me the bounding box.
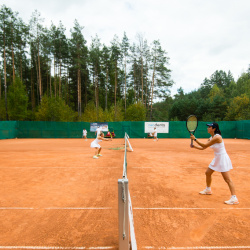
[0,120,250,139]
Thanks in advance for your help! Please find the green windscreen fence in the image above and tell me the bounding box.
[0,120,249,139]
[0,121,17,139]
[236,120,250,139]
[16,121,91,138]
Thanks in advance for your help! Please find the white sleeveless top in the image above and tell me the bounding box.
[208,134,233,172]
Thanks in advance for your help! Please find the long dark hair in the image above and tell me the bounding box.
[213,122,222,135]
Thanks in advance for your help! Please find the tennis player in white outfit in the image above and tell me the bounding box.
[91,131,111,159]
[190,122,239,205]
[153,127,158,141]
[82,129,87,140]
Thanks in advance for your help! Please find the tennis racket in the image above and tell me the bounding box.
[186,115,198,146]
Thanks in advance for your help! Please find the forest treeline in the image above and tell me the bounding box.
[0,5,249,122]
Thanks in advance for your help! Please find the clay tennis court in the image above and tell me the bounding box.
[0,138,250,249]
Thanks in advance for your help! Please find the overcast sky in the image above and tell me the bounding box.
[1,0,250,96]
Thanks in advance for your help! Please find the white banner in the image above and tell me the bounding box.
[144,122,169,133]
[90,122,109,132]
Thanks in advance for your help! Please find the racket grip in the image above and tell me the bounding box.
[191,138,193,146]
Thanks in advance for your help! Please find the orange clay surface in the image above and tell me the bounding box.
[0,138,250,250]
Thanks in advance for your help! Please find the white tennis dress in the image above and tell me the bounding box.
[154,128,157,137]
[208,134,233,172]
[90,138,102,148]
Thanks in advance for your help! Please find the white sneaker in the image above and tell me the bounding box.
[97,154,102,157]
[199,189,212,195]
[93,155,99,159]
[224,197,239,205]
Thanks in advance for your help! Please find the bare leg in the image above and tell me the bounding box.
[221,171,236,195]
[205,168,214,187]
[98,147,102,155]
[95,147,99,156]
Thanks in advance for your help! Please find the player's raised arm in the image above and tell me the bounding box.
[190,134,222,149]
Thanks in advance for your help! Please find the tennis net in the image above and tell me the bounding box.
[118,133,136,250]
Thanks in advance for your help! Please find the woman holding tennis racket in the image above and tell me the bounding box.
[190,122,239,205]
[91,131,112,159]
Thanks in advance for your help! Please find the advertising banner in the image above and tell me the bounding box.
[144,122,169,133]
[90,122,109,132]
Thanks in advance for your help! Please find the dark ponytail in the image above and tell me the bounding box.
[213,122,221,135]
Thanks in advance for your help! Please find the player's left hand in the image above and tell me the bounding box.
[190,134,195,140]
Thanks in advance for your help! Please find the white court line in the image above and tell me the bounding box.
[0,247,116,249]
[0,167,120,169]
[134,207,250,210]
[1,207,249,210]
[144,246,250,249]
[0,207,113,210]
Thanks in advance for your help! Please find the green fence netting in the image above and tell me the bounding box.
[236,120,250,139]
[0,121,17,139]
[0,120,249,139]
[16,121,90,138]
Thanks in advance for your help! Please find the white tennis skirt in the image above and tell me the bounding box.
[209,153,233,172]
[90,139,101,148]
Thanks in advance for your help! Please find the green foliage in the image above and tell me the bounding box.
[7,77,28,120]
[225,94,250,121]
[126,102,146,121]
[35,96,77,121]
[81,101,124,122]
[108,102,124,121]
[206,95,227,121]
[169,96,199,121]
[236,72,250,97]
[208,84,223,101]
[81,101,103,122]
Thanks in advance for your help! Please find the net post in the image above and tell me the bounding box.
[118,178,129,250]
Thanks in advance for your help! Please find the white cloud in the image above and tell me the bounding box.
[1,0,250,96]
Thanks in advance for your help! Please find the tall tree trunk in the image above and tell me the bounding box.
[66,66,69,104]
[54,55,56,97]
[46,66,49,96]
[124,58,127,118]
[3,31,8,120]
[11,25,15,84]
[59,59,62,98]
[114,61,117,120]
[50,63,52,97]
[12,44,15,84]
[141,56,143,103]
[37,39,42,102]
[31,68,35,113]
[19,45,23,82]
[105,67,108,110]
[84,74,87,108]
[134,64,136,101]
[145,68,148,108]
[77,60,81,117]
[94,66,99,120]
[150,57,156,121]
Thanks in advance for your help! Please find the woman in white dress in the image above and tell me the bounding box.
[190,122,239,205]
[82,129,87,140]
[90,131,111,159]
[153,127,158,141]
